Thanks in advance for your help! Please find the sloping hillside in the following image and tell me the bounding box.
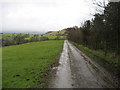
[43,29,66,39]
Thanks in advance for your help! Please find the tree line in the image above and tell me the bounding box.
[1,32,65,47]
[2,34,49,47]
[67,2,120,57]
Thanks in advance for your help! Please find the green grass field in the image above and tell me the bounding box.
[2,40,64,88]
[44,29,66,36]
[0,34,2,39]
[43,35,66,39]
[1,29,66,41]
[43,29,66,39]
[1,33,37,40]
[0,47,2,89]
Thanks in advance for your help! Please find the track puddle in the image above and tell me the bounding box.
[49,40,117,88]
[49,40,74,88]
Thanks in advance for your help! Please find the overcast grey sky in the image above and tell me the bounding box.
[0,0,107,33]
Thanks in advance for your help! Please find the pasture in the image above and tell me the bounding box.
[2,40,64,88]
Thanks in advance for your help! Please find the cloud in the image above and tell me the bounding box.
[1,0,99,33]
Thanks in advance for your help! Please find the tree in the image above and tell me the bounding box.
[13,34,25,44]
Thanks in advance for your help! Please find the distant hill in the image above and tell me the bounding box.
[2,31,46,34]
[43,29,67,39]
[1,29,67,41]
[44,29,66,36]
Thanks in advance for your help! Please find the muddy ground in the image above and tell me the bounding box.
[48,40,117,88]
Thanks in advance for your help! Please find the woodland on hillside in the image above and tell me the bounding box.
[66,2,120,81]
[67,2,120,57]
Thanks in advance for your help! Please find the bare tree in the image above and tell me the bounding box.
[92,0,109,13]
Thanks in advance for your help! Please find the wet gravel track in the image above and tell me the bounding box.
[49,40,117,88]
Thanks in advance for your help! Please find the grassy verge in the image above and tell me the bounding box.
[70,41,119,78]
[2,40,64,88]
[0,46,1,89]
